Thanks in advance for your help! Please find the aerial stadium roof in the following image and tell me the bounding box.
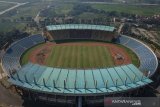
[9,63,152,96]
[46,24,115,32]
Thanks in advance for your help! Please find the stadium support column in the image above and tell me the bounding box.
[77,96,82,107]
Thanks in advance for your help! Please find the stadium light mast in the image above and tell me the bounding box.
[53,80,56,88]
[125,77,127,86]
[74,80,76,89]
[105,80,108,89]
[25,74,29,84]
[115,79,118,87]
[95,80,97,89]
[34,76,37,86]
[43,78,46,87]
[64,80,66,89]
[133,75,136,84]
[84,80,87,89]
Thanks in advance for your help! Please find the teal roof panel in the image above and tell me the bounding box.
[114,66,132,84]
[9,63,152,95]
[37,67,53,86]
[46,24,115,32]
[107,68,124,86]
[15,63,33,82]
[25,64,40,84]
[45,68,54,87]
[92,69,104,88]
[76,70,85,89]
[99,69,115,87]
[67,70,76,89]
[56,69,68,88]
[121,65,139,82]
[128,64,145,80]
[85,70,95,89]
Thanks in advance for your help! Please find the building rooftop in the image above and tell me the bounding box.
[46,24,115,32]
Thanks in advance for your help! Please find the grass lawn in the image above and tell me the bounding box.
[20,43,44,65]
[0,2,15,11]
[77,12,106,19]
[0,2,50,19]
[21,42,140,68]
[55,3,74,15]
[45,44,114,68]
[117,44,140,67]
[0,22,26,32]
[91,4,160,16]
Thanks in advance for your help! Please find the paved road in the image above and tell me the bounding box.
[118,23,124,34]
[0,1,29,16]
[34,11,41,24]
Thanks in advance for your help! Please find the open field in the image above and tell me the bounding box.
[20,43,44,65]
[40,2,160,18]
[77,12,106,19]
[0,2,15,11]
[0,1,50,32]
[91,4,160,16]
[0,22,26,32]
[0,1,160,32]
[21,42,140,69]
[0,1,47,18]
[45,44,114,68]
[117,44,140,67]
[10,2,49,19]
[54,3,74,15]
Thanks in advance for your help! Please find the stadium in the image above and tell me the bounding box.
[1,24,158,107]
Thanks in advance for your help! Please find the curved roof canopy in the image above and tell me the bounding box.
[9,63,152,96]
[46,24,115,32]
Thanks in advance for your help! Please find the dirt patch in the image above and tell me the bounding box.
[108,45,131,65]
[29,42,131,67]
[29,42,55,65]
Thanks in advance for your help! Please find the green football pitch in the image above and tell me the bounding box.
[45,45,114,68]
[21,42,139,69]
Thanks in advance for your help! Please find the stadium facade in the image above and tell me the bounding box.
[1,24,158,107]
